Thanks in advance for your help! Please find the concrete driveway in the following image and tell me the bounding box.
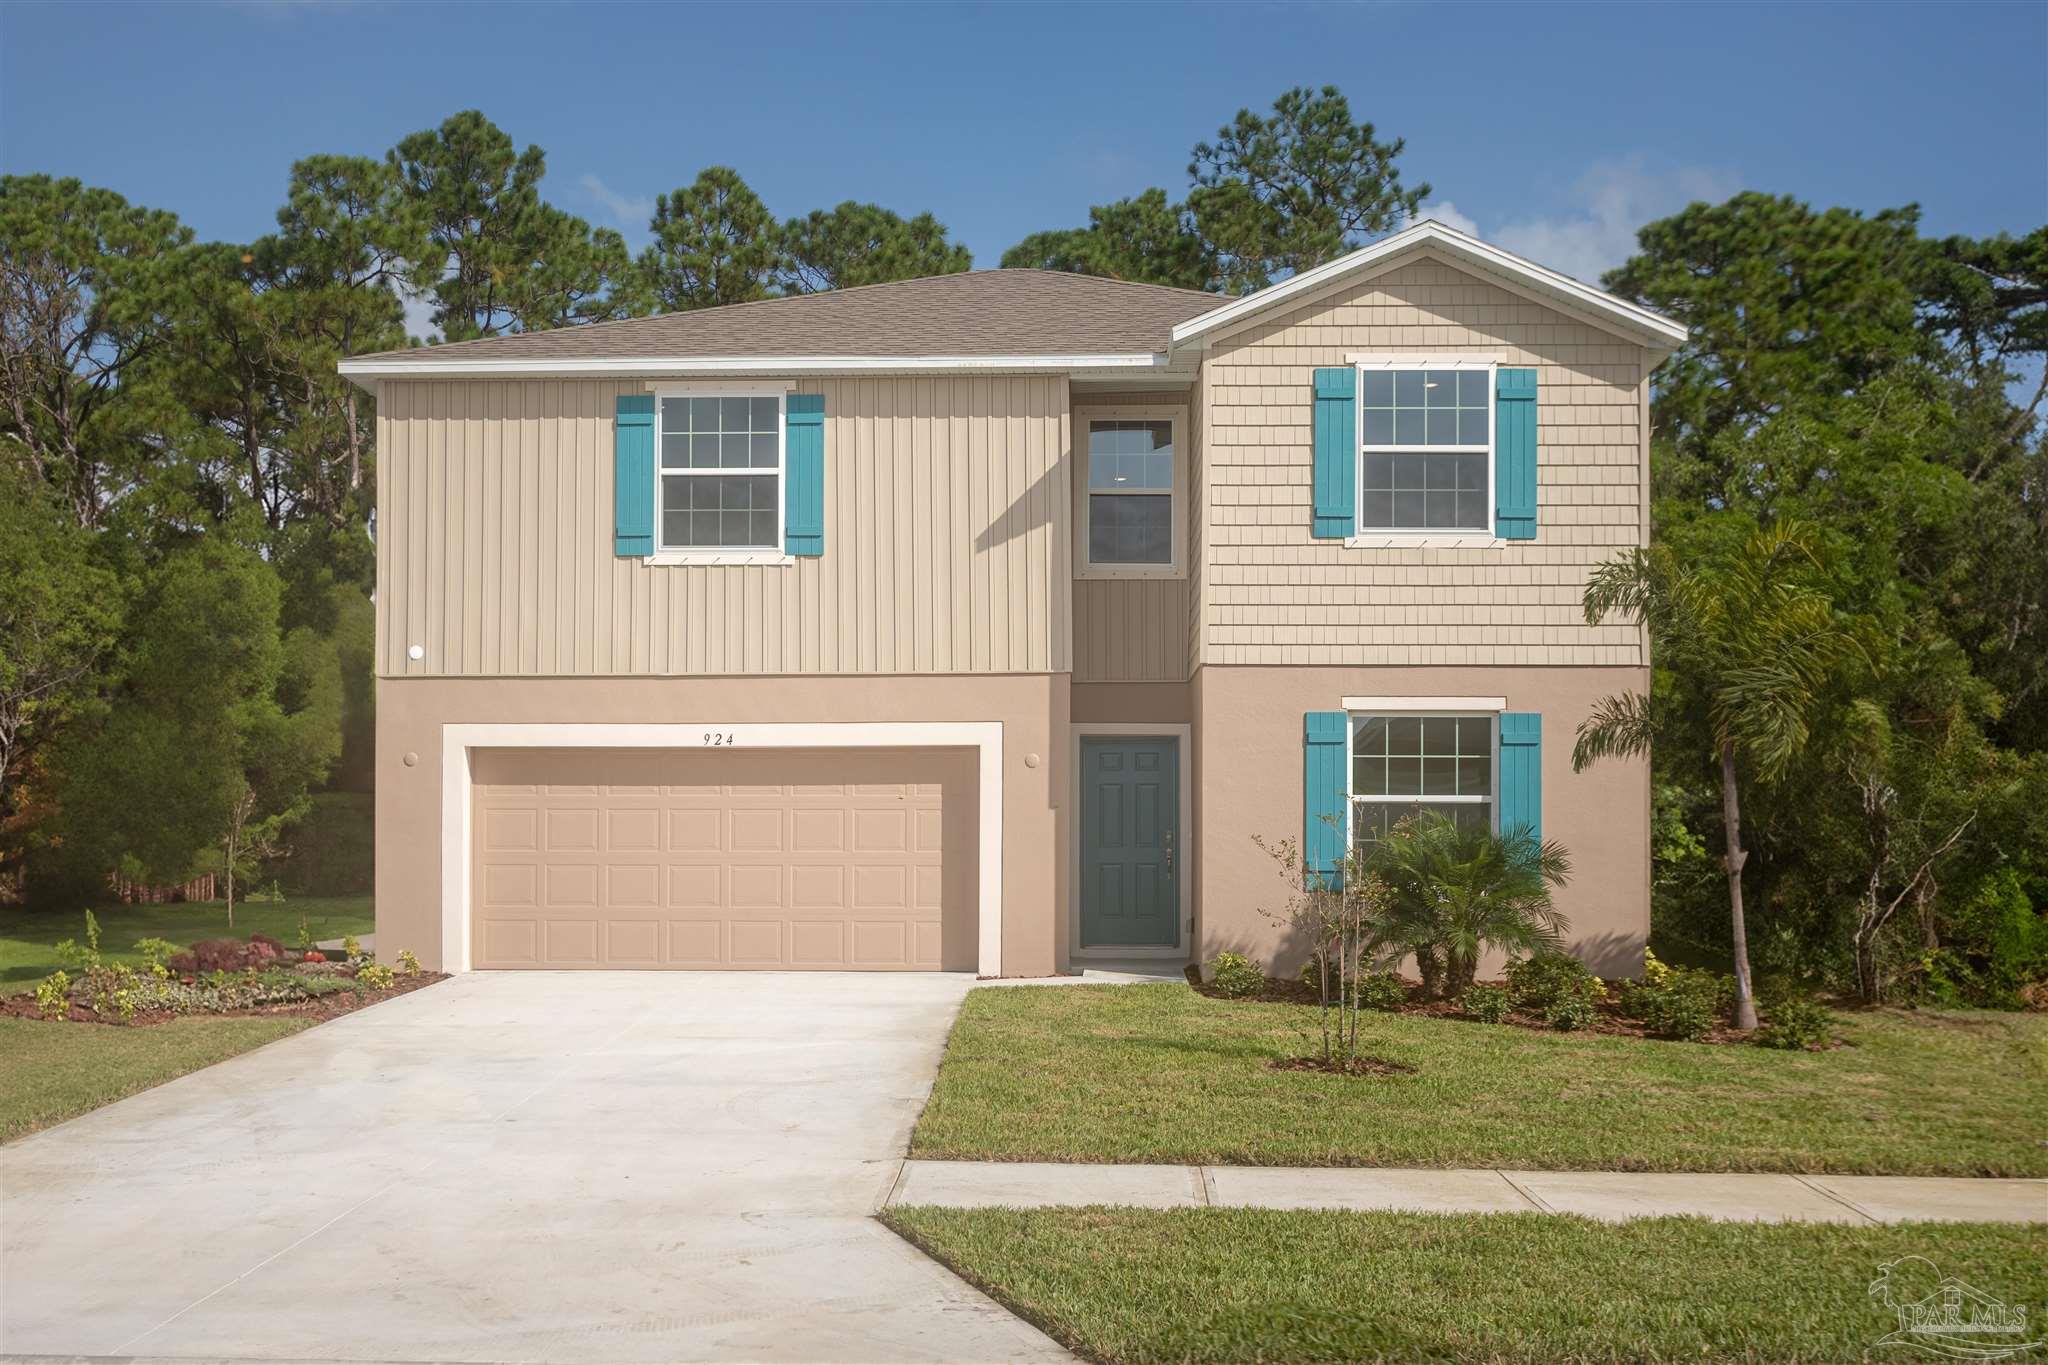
[0,973,1068,1363]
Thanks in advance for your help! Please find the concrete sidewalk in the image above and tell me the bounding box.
[888,1160,2048,1225]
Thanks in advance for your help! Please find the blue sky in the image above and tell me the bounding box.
[3,0,2043,298]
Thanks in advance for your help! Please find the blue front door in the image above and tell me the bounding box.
[1079,737,1181,948]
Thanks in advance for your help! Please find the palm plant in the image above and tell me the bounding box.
[1574,519,1860,1028]
[1364,812,1572,999]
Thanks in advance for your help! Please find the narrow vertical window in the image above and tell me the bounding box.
[1080,414,1182,575]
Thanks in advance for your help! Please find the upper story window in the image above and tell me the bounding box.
[1357,361,1492,533]
[1078,410,1184,578]
[659,392,783,551]
[1350,712,1495,851]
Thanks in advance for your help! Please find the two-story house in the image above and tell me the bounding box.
[340,221,1684,978]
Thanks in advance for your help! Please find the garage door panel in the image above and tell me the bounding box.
[483,808,539,851]
[605,920,662,964]
[544,808,600,852]
[667,920,722,964]
[473,747,973,970]
[606,864,661,907]
[669,809,721,852]
[606,808,662,851]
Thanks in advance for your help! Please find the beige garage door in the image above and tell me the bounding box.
[471,747,976,970]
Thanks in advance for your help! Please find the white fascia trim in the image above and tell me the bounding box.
[1342,696,1508,712]
[1168,221,1689,349]
[340,352,1170,379]
[440,721,1004,977]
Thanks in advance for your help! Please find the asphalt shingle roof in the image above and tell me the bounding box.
[354,270,1223,363]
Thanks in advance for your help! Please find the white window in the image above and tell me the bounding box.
[1355,359,1494,534]
[1349,711,1496,852]
[657,389,783,553]
[1077,408,1184,578]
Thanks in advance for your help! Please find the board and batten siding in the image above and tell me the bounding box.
[375,375,1072,677]
[1199,252,1650,668]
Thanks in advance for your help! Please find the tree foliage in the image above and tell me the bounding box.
[1188,85,1429,293]
[635,167,782,312]
[389,110,632,339]
[1001,189,1213,289]
[1597,192,2048,1008]
[1004,86,1429,295]
[778,201,971,293]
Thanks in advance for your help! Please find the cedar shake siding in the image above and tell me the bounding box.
[1197,254,1650,668]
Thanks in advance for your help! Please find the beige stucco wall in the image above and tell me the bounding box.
[1191,664,1650,978]
[375,375,1072,678]
[1198,248,1651,668]
[376,673,1069,976]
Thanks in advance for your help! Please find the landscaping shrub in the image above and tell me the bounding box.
[1208,952,1265,998]
[1364,813,1572,999]
[1355,971,1407,1011]
[397,948,422,976]
[1620,964,1730,1041]
[1754,995,1835,1050]
[35,969,69,1020]
[1548,996,1598,1031]
[1462,983,1511,1023]
[1505,951,1604,1012]
[23,919,422,1023]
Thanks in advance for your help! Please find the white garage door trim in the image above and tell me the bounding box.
[441,722,1004,976]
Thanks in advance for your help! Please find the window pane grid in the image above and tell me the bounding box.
[657,394,781,550]
[1358,366,1490,531]
[1085,417,1176,566]
[1360,368,1489,449]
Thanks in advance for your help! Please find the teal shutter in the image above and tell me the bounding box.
[1499,712,1542,841]
[784,393,825,557]
[1304,711,1349,885]
[614,394,655,557]
[1311,367,1356,538]
[1495,368,1537,540]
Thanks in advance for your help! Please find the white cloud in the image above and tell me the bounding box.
[1413,199,1480,239]
[1489,157,1740,284]
[578,173,654,233]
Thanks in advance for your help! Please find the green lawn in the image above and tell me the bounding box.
[0,1014,312,1141]
[912,983,2048,1176]
[886,1206,2048,1365]
[0,895,375,991]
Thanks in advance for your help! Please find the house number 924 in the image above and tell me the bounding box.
[702,731,736,746]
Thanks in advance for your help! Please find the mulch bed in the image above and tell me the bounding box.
[0,972,447,1028]
[1269,1054,1416,1077]
[1191,970,1771,1047]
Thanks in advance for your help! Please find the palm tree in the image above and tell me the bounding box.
[1364,812,1572,999]
[1574,520,1858,1029]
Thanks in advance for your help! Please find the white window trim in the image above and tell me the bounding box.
[439,722,1005,977]
[1348,356,1500,547]
[1343,702,1503,850]
[1073,404,1188,580]
[1067,723,1193,962]
[652,382,789,562]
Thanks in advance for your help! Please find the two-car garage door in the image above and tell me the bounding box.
[470,747,976,970]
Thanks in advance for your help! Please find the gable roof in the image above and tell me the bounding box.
[339,270,1219,378]
[1169,220,1689,352]
[337,224,1684,384]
